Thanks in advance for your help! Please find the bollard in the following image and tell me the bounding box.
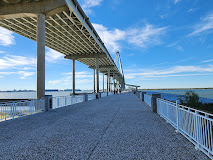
[142,92,146,101]
[99,92,101,98]
[45,95,52,111]
[84,93,88,102]
[151,94,161,113]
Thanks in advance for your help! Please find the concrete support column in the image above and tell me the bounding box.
[142,92,146,101]
[151,94,161,113]
[103,73,104,92]
[93,69,95,93]
[113,73,115,92]
[109,76,111,92]
[107,68,110,94]
[72,59,75,95]
[96,57,99,93]
[37,13,46,99]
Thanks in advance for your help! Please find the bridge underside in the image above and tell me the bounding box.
[0,93,208,159]
[0,0,125,97]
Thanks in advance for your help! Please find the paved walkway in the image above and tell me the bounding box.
[0,93,209,160]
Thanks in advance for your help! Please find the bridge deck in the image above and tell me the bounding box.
[0,93,209,159]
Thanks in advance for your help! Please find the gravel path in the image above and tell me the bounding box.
[0,92,209,160]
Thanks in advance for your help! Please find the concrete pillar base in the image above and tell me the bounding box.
[151,94,161,113]
[142,92,146,101]
[45,95,52,111]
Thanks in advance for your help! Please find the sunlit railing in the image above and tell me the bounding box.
[52,95,85,109]
[154,98,213,159]
[0,99,45,122]
[88,93,96,101]
[144,94,151,108]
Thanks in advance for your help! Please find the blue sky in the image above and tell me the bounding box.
[0,0,213,90]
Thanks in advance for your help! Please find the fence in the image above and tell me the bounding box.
[52,95,85,109]
[144,94,151,108]
[143,93,213,159]
[1,92,116,122]
[0,99,45,122]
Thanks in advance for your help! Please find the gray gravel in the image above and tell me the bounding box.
[0,93,209,160]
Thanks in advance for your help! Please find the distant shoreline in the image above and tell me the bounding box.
[139,88,213,91]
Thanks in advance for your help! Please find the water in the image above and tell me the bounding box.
[0,91,93,99]
[143,89,213,103]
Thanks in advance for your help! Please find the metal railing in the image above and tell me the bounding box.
[88,93,96,101]
[144,94,151,108]
[156,98,213,159]
[0,99,45,122]
[52,95,85,109]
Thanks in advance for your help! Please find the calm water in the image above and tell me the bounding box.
[0,91,93,99]
[146,89,213,99]
[1,89,213,101]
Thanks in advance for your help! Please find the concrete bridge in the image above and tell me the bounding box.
[0,92,208,159]
[0,0,129,100]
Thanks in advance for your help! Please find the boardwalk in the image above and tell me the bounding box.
[0,93,209,160]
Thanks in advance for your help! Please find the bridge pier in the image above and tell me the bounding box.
[93,69,95,93]
[107,68,110,95]
[37,13,46,99]
[113,73,115,93]
[103,73,104,92]
[96,57,99,93]
[72,59,75,95]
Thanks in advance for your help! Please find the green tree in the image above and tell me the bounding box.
[180,91,202,107]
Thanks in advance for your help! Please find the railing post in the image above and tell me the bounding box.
[195,111,201,150]
[151,94,161,113]
[142,92,146,101]
[176,100,179,133]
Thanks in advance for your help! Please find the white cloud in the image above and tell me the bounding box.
[49,71,94,86]
[189,12,213,36]
[46,48,64,63]
[127,24,167,48]
[82,0,103,15]
[0,71,35,79]
[176,46,184,52]
[0,55,36,70]
[48,80,62,85]
[18,71,35,79]
[202,59,213,63]
[92,23,126,53]
[93,23,167,52]
[124,65,213,80]
[0,27,15,46]
[0,51,5,54]
[174,0,181,4]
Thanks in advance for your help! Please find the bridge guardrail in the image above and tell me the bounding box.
[52,95,85,109]
[0,99,45,122]
[144,94,151,108]
[143,93,213,159]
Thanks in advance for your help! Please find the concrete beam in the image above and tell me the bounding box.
[0,0,67,20]
[64,54,106,60]
[36,13,45,99]
[88,65,114,69]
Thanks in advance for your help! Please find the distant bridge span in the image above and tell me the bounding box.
[0,0,128,98]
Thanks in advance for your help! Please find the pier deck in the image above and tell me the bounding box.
[0,93,209,159]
